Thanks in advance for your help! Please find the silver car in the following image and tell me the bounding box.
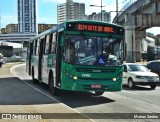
[123,63,159,89]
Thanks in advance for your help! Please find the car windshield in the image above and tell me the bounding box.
[64,34,124,66]
[128,65,148,72]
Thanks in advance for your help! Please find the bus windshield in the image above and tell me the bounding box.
[64,34,123,66]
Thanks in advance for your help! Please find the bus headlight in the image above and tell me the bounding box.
[64,70,78,80]
[113,78,117,82]
[73,76,78,80]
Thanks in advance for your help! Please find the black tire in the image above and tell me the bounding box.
[32,68,38,84]
[49,74,59,96]
[128,78,134,89]
[95,91,104,96]
[0,63,2,68]
[150,85,156,89]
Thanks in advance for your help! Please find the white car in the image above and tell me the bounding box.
[123,63,159,89]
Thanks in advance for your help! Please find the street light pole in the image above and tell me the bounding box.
[90,0,105,21]
[101,0,102,21]
[116,0,118,23]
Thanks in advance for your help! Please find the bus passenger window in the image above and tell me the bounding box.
[51,33,56,54]
[51,43,56,54]
[45,35,50,54]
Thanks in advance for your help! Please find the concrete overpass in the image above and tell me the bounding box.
[113,0,160,62]
[0,33,37,43]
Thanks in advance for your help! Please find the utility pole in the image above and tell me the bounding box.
[90,0,105,21]
[101,0,102,21]
[116,0,118,23]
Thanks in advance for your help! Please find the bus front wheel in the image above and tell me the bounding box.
[49,75,59,96]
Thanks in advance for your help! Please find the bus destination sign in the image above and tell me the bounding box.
[66,23,124,34]
[77,24,114,33]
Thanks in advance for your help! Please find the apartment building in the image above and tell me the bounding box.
[57,0,85,24]
[17,0,37,33]
[87,10,111,23]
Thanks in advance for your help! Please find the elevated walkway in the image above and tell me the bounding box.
[0,33,37,42]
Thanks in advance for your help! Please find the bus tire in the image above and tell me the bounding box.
[32,68,38,84]
[49,73,59,96]
[95,91,104,96]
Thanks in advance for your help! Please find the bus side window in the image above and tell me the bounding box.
[33,40,37,55]
[36,39,40,55]
[43,38,46,54]
[27,43,30,56]
[51,33,56,54]
[45,35,50,54]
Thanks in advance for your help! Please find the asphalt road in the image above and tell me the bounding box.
[0,63,91,122]
[1,63,160,122]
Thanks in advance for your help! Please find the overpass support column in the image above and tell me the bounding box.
[135,30,146,62]
[125,26,136,63]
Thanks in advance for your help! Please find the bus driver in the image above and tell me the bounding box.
[65,41,76,63]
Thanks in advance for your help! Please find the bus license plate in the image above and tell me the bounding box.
[91,84,101,88]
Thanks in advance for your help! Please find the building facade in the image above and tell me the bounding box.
[6,24,18,34]
[87,10,111,23]
[57,0,85,24]
[17,0,37,33]
[0,28,6,34]
[38,24,56,34]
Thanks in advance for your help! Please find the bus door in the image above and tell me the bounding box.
[42,35,50,84]
[56,32,63,87]
[38,36,45,81]
[27,43,33,75]
[26,43,29,74]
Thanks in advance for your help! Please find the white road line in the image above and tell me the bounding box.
[10,64,95,122]
[122,90,139,95]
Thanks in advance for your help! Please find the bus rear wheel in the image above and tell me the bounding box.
[95,91,104,96]
[49,75,59,96]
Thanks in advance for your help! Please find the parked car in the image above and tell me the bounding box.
[123,63,159,89]
[147,60,160,77]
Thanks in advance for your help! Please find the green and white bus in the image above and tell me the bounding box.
[26,20,124,96]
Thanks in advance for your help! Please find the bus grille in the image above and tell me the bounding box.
[78,77,112,81]
[75,68,116,73]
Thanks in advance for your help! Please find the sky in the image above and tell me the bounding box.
[0,0,159,35]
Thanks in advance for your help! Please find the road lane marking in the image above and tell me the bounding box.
[11,64,95,122]
[10,63,25,76]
